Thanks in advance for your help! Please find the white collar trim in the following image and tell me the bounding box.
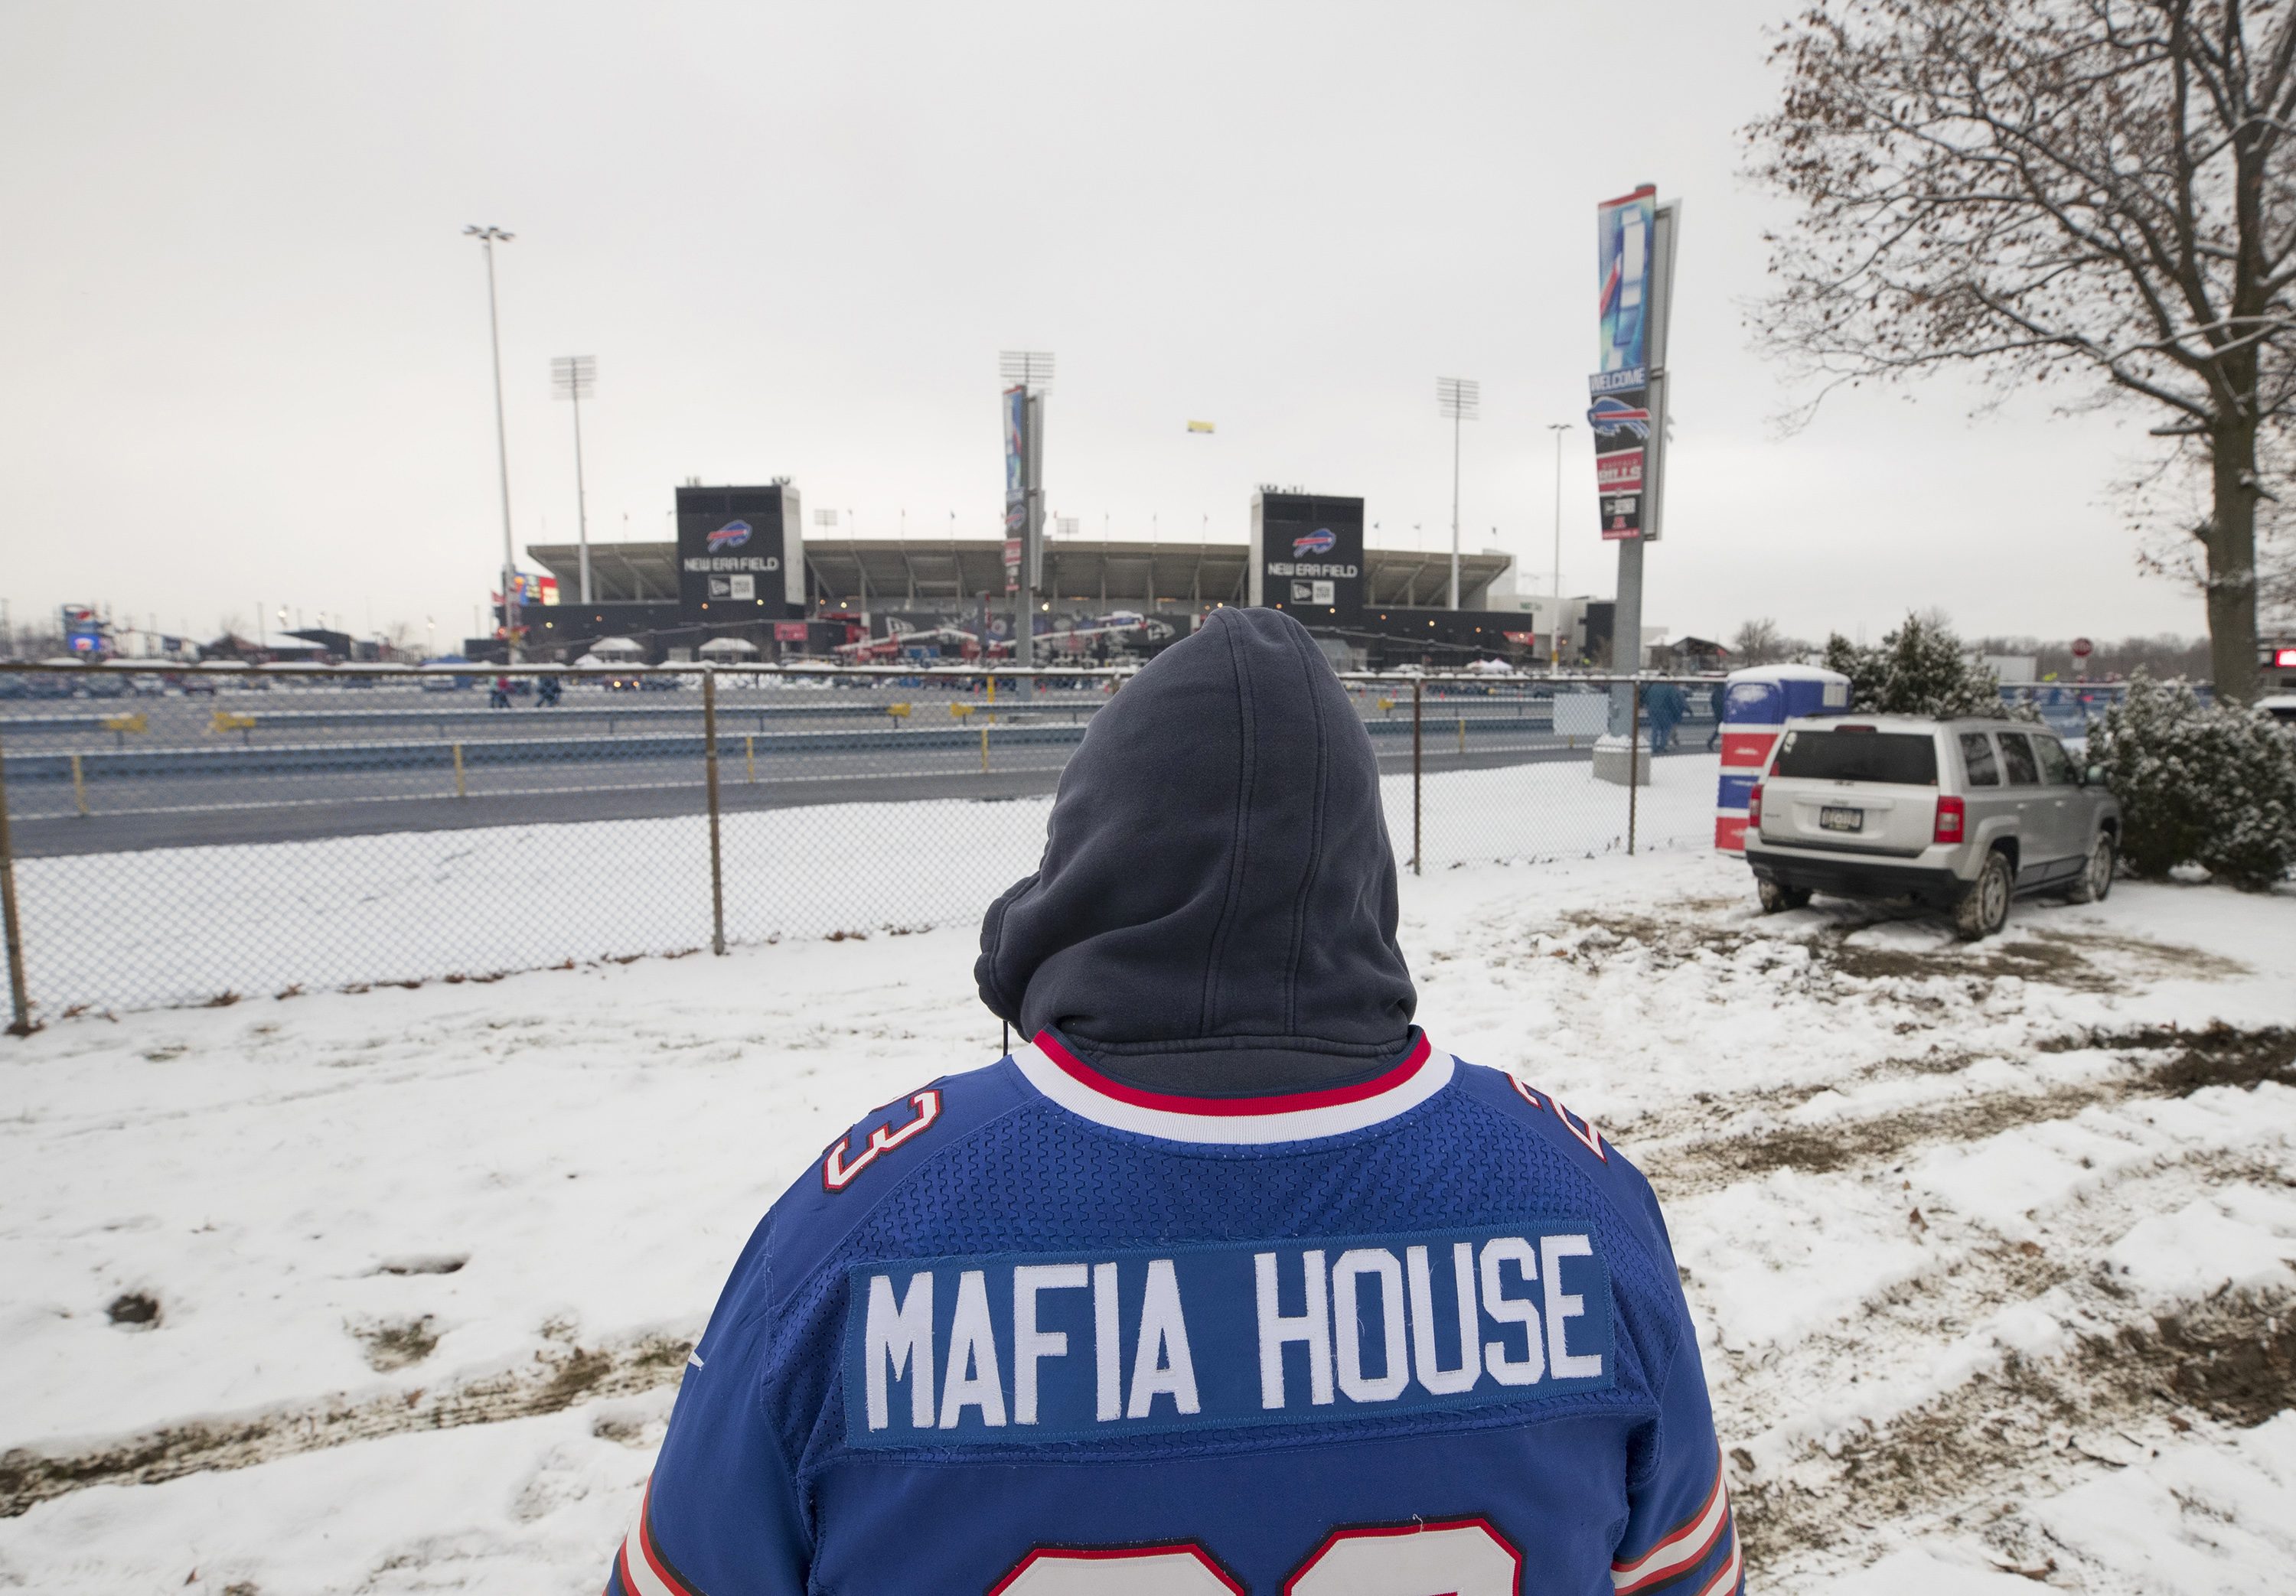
[1013,1031,1455,1145]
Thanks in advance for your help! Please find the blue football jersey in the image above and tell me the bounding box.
[605,1030,1742,1596]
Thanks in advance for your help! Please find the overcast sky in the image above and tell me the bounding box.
[0,0,2206,650]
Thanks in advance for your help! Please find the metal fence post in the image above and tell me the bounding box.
[704,666,726,956]
[1628,677,1640,857]
[1396,675,1414,872]
[0,725,32,1035]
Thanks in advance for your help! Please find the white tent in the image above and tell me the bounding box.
[590,637,644,660]
[697,637,760,656]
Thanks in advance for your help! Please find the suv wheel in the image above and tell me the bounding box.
[1954,849,2014,941]
[1757,878,1812,914]
[2066,833,2115,904]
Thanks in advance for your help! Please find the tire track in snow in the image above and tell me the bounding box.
[0,1324,696,1519]
[1659,1065,2296,1581]
[1627,1022,2296,1200]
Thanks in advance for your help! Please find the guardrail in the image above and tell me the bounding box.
[0,709,1590,787]
[0,695,1114,738]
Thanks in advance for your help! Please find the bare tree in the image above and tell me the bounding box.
[381,620,427,661]
[1746,0,2296,701]
[1730,617,1812,663]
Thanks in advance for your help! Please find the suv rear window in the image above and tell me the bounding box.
[1773,729,1939,785]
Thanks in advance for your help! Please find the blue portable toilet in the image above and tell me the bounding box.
[1714,664,1851,852]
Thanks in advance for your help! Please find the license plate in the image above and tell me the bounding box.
[1820,806,1864,833]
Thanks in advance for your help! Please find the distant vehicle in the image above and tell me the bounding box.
[1742,715,2122,940]
[419,657,478,692]
[2259,693,2296,725]
[835,624,1016,664]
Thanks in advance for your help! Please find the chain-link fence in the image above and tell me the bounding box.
[0,661,1730,1028]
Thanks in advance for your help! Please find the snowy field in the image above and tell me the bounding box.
[8,756,1716,1015]
[2,842,2293,1592]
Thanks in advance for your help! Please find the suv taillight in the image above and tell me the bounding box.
[1934,794,1965,844]
[1747,783,1763,825]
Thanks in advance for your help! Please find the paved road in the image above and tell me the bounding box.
[5,739,1727,857]
[4,680,1729,857]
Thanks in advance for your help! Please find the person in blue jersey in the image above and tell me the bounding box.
[604,607,1743,1596]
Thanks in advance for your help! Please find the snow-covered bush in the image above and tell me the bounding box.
[2090,675,2296,890]
[1821,613,2024,718]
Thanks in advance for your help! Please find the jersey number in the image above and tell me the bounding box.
[990,1518,1521,1595]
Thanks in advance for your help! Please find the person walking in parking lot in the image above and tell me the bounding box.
[1645,682,1682,753]
[1706,682,1727,751]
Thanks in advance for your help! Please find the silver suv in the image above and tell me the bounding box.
[1742,715,2122,940]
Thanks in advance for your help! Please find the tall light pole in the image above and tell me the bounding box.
[552,355,595,604]
[1548,422,1571,670]
[465,225,517,661]
[1437,377,1479,610]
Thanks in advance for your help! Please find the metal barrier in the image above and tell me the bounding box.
[0,660,1730,1030]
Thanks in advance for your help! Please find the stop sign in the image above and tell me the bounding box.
[2072,637,2093,659]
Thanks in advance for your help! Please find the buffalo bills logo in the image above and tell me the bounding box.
[707,520,753,552]
[1292,529,1336,556]
[1587,397,1650,442]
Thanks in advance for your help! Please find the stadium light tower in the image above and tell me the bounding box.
[1438,377,1479,610]
[465,225,518,660]
[552,355,595,604]
[999,350,1055,389]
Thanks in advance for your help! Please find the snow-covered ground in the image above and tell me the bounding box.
[2,842,2292,1593]
[8,755,1720,1015]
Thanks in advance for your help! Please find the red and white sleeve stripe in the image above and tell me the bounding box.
[614,1480,704,1596]
[1610,1447,1739,1594]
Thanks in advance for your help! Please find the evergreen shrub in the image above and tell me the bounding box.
[2090,675,2296,890]
[1821,614,2028,718]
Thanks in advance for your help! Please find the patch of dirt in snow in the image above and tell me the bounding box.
[0,1326,693,1519]
[1699,1121,2296,1585]
[1828,926,2245,992]
[349,1314,440,1373]
[1551,904,2245,995]
[1647,1024,2296,1195]
[1735,1283,2296,1576]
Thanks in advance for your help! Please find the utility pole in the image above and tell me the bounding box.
[1548,422,1571,670]
[465,226,518,661]
[552,356,595,604]
[1438,378,1479,610]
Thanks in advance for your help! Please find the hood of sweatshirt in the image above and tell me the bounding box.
[976,605,1416,1096]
